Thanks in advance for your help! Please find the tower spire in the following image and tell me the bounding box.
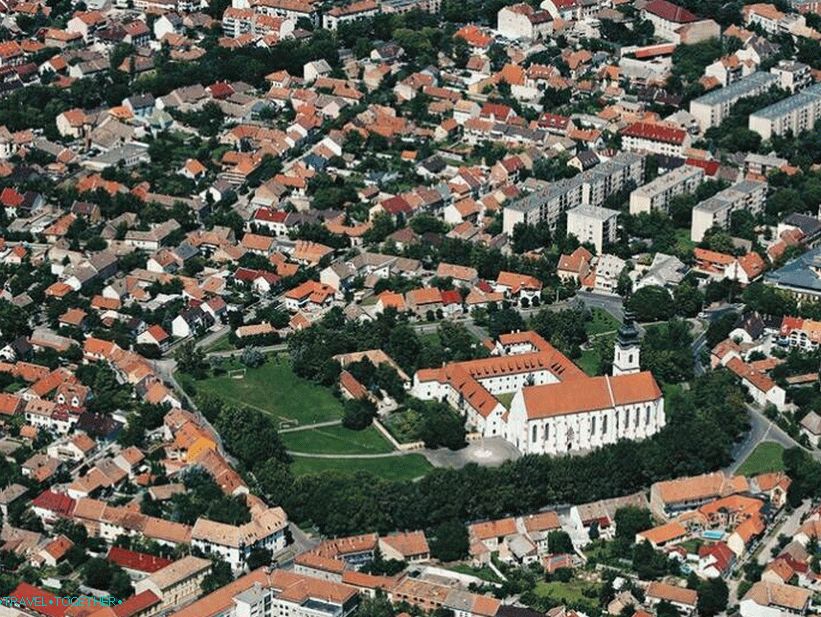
[612,309,640,375]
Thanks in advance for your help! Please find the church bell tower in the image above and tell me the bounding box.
[612,310,640,376]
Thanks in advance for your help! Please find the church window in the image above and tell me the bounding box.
[532,424,537,443]
[591,416,597,434]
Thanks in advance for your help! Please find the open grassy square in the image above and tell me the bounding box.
[586,308,619,336]
[192,357,343,427]
[281,425,394,455]
[736,441,786,476]
[290,453,433,481]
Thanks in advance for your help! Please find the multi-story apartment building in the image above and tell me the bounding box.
[629,165,705,215]
[503,152,644,234]
[566,204,619,253]
[748,83,821,140]
[322,0,380,29]
[621,122,690,157]
[770,60,812,93]
[689,72,778,131]
[690,180,768,242]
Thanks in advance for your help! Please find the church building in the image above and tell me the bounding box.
[410,321,665,455]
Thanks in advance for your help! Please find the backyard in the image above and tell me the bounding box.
[736,441,786,476]
[533,577,602,613]
[189,355,344,427]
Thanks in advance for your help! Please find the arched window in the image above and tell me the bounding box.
[532,424,538,443]
[591,415,597,434]
[602,414,608,434]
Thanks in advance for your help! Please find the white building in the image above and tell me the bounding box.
[503,152,644,234]
[621,122,690,157]
[689,72,778,131]
[566,204,619,253]
[748,83,821,140]
[770,60,812,93]
[497,3,553,40]
[411,331,665,456]
[691,179,768,242]
[322,0,380,29]
[629,165,704,215]
[191,507,289,572]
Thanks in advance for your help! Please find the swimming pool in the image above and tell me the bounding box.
[702,530,724,540]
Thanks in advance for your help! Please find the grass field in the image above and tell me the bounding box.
[533,579,601,611]
[192,357,343,426]
[290,453,433,481]
[577,349,600,376]
[281,425,394,455]
[203,335,235,354]
[737,441,786,476]
[447,563,502,583]
[586,308,619,336]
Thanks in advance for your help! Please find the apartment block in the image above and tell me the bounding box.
[629,165,705,215]
[566,205,619,253]
[748,83,821,140]
[690,180,768,242]
[770,60,812,93]
[503,152,644,234]
[689,72,778,131]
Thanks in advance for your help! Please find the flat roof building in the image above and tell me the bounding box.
[629,165,704,215]
[691,179,767,242]
[689,72,778,131]
[749,82,821,140]
[566,204,619,253]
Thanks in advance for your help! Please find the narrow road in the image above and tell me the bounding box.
[287,450,407,459]
[279,420,342,433]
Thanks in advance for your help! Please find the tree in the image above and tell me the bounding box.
[175,341,207,378]
[697,578,729,617]
[342,398,377,431]
[614,507,653,542]
[247,548,272,570]
[429,520,469,562]
[240,346,265,368]
[625,286,675,322]
[547,530,573,554]
[674,282,704,318]
[201,561,233,593]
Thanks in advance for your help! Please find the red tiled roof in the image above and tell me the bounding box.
[622,122,687,145]
[107,546,173,573]
[643,0,697,23]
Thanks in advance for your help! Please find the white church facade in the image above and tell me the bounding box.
[410,319,665,455]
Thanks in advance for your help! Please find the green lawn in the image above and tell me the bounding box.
[675,228,696,254]
[290,453,433,481]
[577,349,601,376]
[496,392,515,409]
[203,335,235,354]
[191,357,343,427]
[737,442,786,476]
[447,563,502,583]
[281,425,394,455]
[586,308,619,336]
[534,579,602,611]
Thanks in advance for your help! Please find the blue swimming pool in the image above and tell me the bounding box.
[702,530,724,540]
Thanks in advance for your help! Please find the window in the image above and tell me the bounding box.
[645,405,651,424]
[532,424,538,443]
[602,415,608,434]
[544,423,550,441]
[591,416,597,434]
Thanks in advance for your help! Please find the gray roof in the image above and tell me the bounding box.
[691,72,777,106]
[765,245,821,296]
[750,83,821,121]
